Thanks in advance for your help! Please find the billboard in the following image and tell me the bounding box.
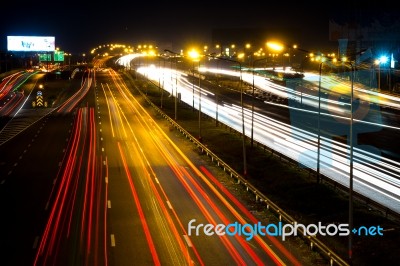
[7,36,55,52]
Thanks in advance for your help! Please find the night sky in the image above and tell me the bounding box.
[1,1,398,54]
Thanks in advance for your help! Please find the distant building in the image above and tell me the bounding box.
[329,15,400,66]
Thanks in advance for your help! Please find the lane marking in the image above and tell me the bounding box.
[110,234,116,247]
[183,235,193,247]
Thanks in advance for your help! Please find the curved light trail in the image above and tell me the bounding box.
[128,58,400,215]
[97,68,300,265]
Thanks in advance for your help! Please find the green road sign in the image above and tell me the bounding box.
[39,53,52,61]
[54,50,64,62]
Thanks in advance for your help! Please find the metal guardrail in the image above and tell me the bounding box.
[125,74,350,266]
[163,115,349,266]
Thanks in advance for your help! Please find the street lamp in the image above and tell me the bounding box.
[188,50,202,140]
[266,41,284,68]
[316,57,336,182]
[155,54,169,109]
[164,49,179,120]
[375,55,388,91]
[320,57,356,262]
[215,59,220,126]
[211,55,247,176]
[189,50,200,111]
[251,56,267,147]
[347,61,355,263]
[198,59,201,140]
[317,61,324,183]
[158,55,164,109]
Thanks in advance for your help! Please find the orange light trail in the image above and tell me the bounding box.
[200,166,302,266]
[117,142,161,266]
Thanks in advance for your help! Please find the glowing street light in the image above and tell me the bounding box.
[188,49,203,140]
[189,49,200,111]
[266,41,284,52]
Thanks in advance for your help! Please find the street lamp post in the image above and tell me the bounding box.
[375,55,389,91]
[215,59,220,126]
[164,49,179,120]
[376,60,381,90]
[317,62,323,183]
[319,58,355,262]
[169,57,173,96]
[378,63,381,91]
[157,55,168,109]
[212,55,247,176]
[174,56,178,120]
[348,62,355,263]
[198,59,202,140]
[161,56,166,109]
[188,49,203,140]
[192,61,195,111]
[251,57,267,147]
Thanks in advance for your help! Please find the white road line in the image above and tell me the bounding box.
[183,235,193,247]
[110,234,116,247]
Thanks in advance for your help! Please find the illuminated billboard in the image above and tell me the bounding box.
[7,36,55,52]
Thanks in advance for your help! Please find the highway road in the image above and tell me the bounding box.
[0,67,308,265]
[129,58,400,215]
